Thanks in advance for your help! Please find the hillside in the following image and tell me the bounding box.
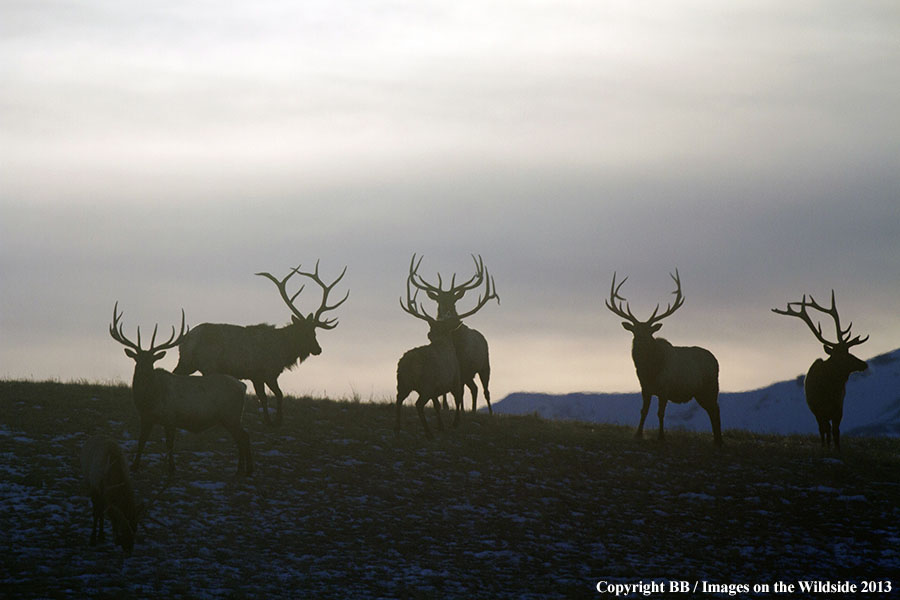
[495,348,900,438]
[1,379,899,599]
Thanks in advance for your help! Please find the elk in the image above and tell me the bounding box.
[110,303,252,475]
[605,270,722,445]
[407,253,499,414]
[396,270,464,439]
[772,291,869,450]
[81,436,141,555]
[174,260,349,426]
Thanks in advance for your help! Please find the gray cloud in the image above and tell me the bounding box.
[2,1,899,400]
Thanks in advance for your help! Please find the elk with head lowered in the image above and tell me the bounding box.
[772,291,868,450]
[80,436,141,555]
[395,267,466,439]
[110,303,252,475]
[407,253,499,414]
[605,270,722,446]
[173,260,349,426]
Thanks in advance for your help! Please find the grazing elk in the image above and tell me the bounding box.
[407,253,499,414]
[174,260,349,426]
[110,303,252,475]
[81,436,141,555]
[396,272,464,439]
[772,291,869,450]
[605,270,722,446]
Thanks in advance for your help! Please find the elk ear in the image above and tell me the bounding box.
[153,351,166,361]
[621,321,634,332]
[823,344,834,355]
[125,349,138,359]
[453,289,465,301]
[291,315,302,326]
[650,323,663,334]
[426,290,440,301]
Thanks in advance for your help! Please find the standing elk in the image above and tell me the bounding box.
[605,270,723,446]
[81,436,141,555]
[396,271,464,439]
[110,303,252,475]
[174,260,349,426]
[772,291,869,450]
[407,253,499,414]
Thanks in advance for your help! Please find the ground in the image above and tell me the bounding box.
[1,380,898,599]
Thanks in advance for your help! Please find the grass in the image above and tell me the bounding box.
[1,379,899,599]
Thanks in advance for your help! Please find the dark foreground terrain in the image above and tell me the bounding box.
[1,379,898,599]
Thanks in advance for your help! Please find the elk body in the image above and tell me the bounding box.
[606,270,722,446]
[773,292,868,450]
[173,261,348,426]
[110,303,252,475]
[407,254,499,414]
[81,436,140,555]
[395,267,464,439]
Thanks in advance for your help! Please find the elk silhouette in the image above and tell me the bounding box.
[772,291,868,450]
[395,267,465,439]
[407,254,499,414]
[174,260,349,426]
[80,436,141,555]
[110,303,252,475]
[605,270,722,445]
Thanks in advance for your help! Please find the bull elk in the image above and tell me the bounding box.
[395,269,464,439]
[772,291,869,450]
[407,253,499,414]
[174,260,349,426]
[80,436,141,555]
[110,303,252,475]
[605,270,722,446]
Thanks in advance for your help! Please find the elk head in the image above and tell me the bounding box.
[256,260,349,360]
[399,264,459,341]
[772,291,869,375]
[406,253,500,322]
[605,270,685,343]
[109,302,189,374]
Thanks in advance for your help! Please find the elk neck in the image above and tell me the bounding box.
[631,335,671,381]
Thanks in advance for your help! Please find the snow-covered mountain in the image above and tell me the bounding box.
[494,348,900,437]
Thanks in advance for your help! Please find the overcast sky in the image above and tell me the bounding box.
[2,1,899,405]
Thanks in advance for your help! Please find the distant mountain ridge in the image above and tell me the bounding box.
[494,348,900,437]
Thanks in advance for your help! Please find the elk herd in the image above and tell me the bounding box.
[83,255,872,553]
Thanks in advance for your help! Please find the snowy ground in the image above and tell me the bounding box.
[1,380,898,599]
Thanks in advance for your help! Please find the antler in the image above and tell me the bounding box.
[292,260,350,329]
[454,264,499,319]
[109,302,188,353]
[256,261,349,329]
[772,291,869,349]
[408,253,499,319]
[400,267,438,325]
[605,270,684,325]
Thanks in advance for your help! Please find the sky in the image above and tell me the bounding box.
[2,1,899,404]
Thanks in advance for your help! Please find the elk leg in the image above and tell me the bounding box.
[394,393,407,435]
[251,380,271,426]
[415,395,434,439]
[467,380,479,413]
[816,417,828,447]
[131,420,153,472]
[90,495,102,545]
[267,378,285,426]
[225,421,252,475]
[657,398,668,440]
[441,394,449,410]
[704,401,723,446]
[480,368,492,415]
[636,392,651,438]
[832,418,841,452]
[451,386,463,428]
[164,425,176,474]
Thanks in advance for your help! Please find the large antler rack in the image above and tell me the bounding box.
[109,302,189,353]
[605,269,684,325]
[256,260,349,330]
[407,253,500,320]
[772,290,868,350]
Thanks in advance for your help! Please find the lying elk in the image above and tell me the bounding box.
[408,253,499,414]
[174,260,349,426]
[606,270,722,446]
[396,272,464,439]
[772,291,868,450]
[110,303,252,475]
[81,436,142,555]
